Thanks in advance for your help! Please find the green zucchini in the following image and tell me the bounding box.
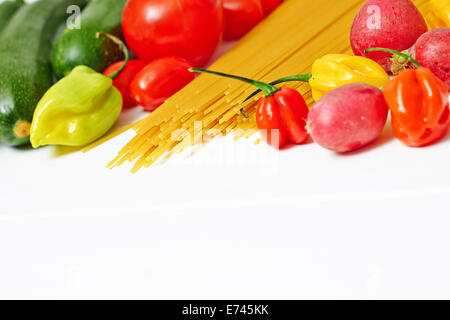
[0,0,88,146]
[0,0,24,33]
[52,0,128,79]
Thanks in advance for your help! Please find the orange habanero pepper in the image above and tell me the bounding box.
[383,67,449,147]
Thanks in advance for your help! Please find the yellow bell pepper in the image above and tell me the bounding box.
[30,66,122,148]
[427,0,450,29]
[245,54,390,102]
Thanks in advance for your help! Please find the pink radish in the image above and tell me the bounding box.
[410,28,450,90]
[307,83,389,153]
[350,0,428,72]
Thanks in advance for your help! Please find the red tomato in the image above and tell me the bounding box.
[260,0,284,16]
[103,60,147,109]
[130,57,195,112]
[122,0,223,67]
[223,0,264,40]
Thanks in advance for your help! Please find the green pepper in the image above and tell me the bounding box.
[30,33,127,148]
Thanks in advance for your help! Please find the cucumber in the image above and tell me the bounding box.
[52,0,128,79]
[0,0,88,146]
[0,0,24,33]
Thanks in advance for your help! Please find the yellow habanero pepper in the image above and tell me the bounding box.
[30,66,122,148]
[30,33,127,148]
[245,54,390,103]
[308,54,390,101]
[427,0,450,29]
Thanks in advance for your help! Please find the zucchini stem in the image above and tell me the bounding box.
[96,32,129,80]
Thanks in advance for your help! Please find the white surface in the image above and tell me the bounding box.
[2,115,450,299]
[2,0,450,300]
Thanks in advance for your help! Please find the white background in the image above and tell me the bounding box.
[1,0,450,299]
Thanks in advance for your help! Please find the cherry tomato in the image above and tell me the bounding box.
[260,0,284,16]
[103,60,147,109]
[223,0,264,40]
[122,0,224,67]
[130,57,195,112]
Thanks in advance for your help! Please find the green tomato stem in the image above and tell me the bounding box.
[244,73,312,102]
[96,32,129,80]
[189,68,280,97]
[365,47,421,68]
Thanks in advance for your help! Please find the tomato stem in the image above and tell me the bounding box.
[365,47,421,68]
[96,32,129,80]
[244,73,312,102]
[189,68,279,97]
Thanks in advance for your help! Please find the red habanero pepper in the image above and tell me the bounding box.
[255,88,309,148]
[383,67,449,147]
[189,68,309,149]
